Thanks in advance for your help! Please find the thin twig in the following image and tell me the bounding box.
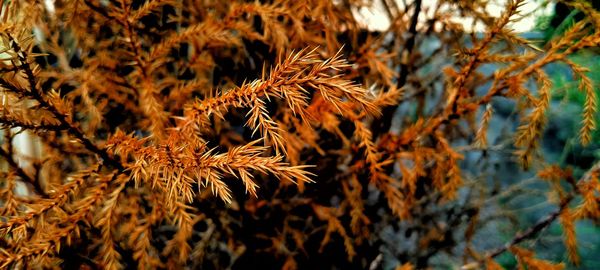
[5,34,124,171]
[487,198,571,259]
[372,0,422,136]
[486,161,600,259]
[0,146,45,196]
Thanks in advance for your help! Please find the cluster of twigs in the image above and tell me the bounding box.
[0,0,599,269]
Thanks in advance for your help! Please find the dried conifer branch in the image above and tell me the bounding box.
[425,0,525,135]
[474,104,493,147]
[107,130,313,204]
[2,0,600,268]
[0,171,119,268]
[0,164,99,233]
[129,0,178,23]
[182,48,377,153]
[149,19,240,62]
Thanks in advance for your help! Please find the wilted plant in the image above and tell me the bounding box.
[0,0,599,269]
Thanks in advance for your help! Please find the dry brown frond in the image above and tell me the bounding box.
[2,0,600,268]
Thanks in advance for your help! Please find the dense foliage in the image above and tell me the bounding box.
[1,0,599,269]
